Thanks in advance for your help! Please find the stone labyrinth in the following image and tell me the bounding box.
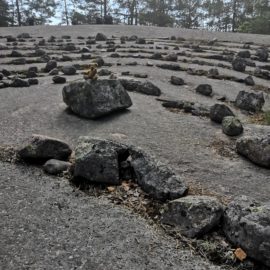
[0,26,270,269]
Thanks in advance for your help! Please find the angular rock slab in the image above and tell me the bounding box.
[62,79,132,119]
[74,137,187,200]
[120,79,161,96]
[19,134,72,161]
[129,147,188,201]
[74,137,127,185]
[223,196,270,267]
[210,104,235,123]
[161,196,223,238]
[236,135,270,168]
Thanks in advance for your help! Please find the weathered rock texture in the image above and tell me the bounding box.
[223,195,270,267]
[62,79,132,119]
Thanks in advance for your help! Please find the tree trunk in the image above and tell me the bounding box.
[232,0,237,32]
[104,0,107,17]
[64,0,69,25]
[15,0,21,26]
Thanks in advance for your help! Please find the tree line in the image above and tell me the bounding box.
[0,0,269,34]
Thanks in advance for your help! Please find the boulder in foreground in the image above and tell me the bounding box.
[223,195,270,267]
[19,134,72,162]
[74,137,188,200]
[62,79,132,119]
[161,196,223,238]
[236,135,270,168]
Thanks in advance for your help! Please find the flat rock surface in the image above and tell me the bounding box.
[1,25,270,269]
[0,161,223,270]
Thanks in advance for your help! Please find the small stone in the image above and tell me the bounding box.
[136,38,146,44]
[28,78,39,85]
[161,196,223,238]
[237,50,250,58]
[49,68,59,76]
[44,60,57,73]
[10,50,23,57]
[164,53,178,62]
[43,159,71,175]
[98,69,112,76]
[62,65,76,75]
[19,134,72,162]
[17,33,31,39]
[232,57,246,72]
[53,76,66,84]
[256,47,268,62]
[196,84,213,96]
[96,33,107,41]
[208,68,219,77]
[170,76,185,86]
[222,116,243,136]
[210,104,235,123]
[120,79,161,96]
[244,75,255,86]
[10,78,30,87]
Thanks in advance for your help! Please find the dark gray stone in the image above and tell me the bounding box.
[136,38,146,44]
[120,79,161,96]
[45,60,57,73]
[28,78,39,85]
[81,47,91,53]
[19,134,72,161]
[62,79,132,119]
[236,135,270,168]
[237,50,250,58]
[222,116,243,136]
[210,104,235,123]
[129,147,188,200]
[35,49,46,56]
[11,58,26,65]
[10,50,23,57]
[164,54,178,62]
[53,76,66,84]
[170,76,185,85]
[223,195,270,267]
[161,196,223,238]
[17,33,31,39]
[74,137,125,185]
[98,69,112,76]
[208,68,219,77]
[235,91,265,112]
[43,159,71,175]
[49,68,59,76]
[256,47,269,62]
[232,57,246,72]
[62,65,76,75]
[62,44,76,51]
[10,78,30,87]
[196,84,213,96]
[244,75,255,86]
[96,33,107,41]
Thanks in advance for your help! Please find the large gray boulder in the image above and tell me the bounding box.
[62,79,132,119]
[223,196,270,267]
[161,196,223,238]
[120,79,161,96]
[235,91,265,112]
[19,134,72,162]
[73,137,188,200]
[236,135,270,168]
[210,104,235,123]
